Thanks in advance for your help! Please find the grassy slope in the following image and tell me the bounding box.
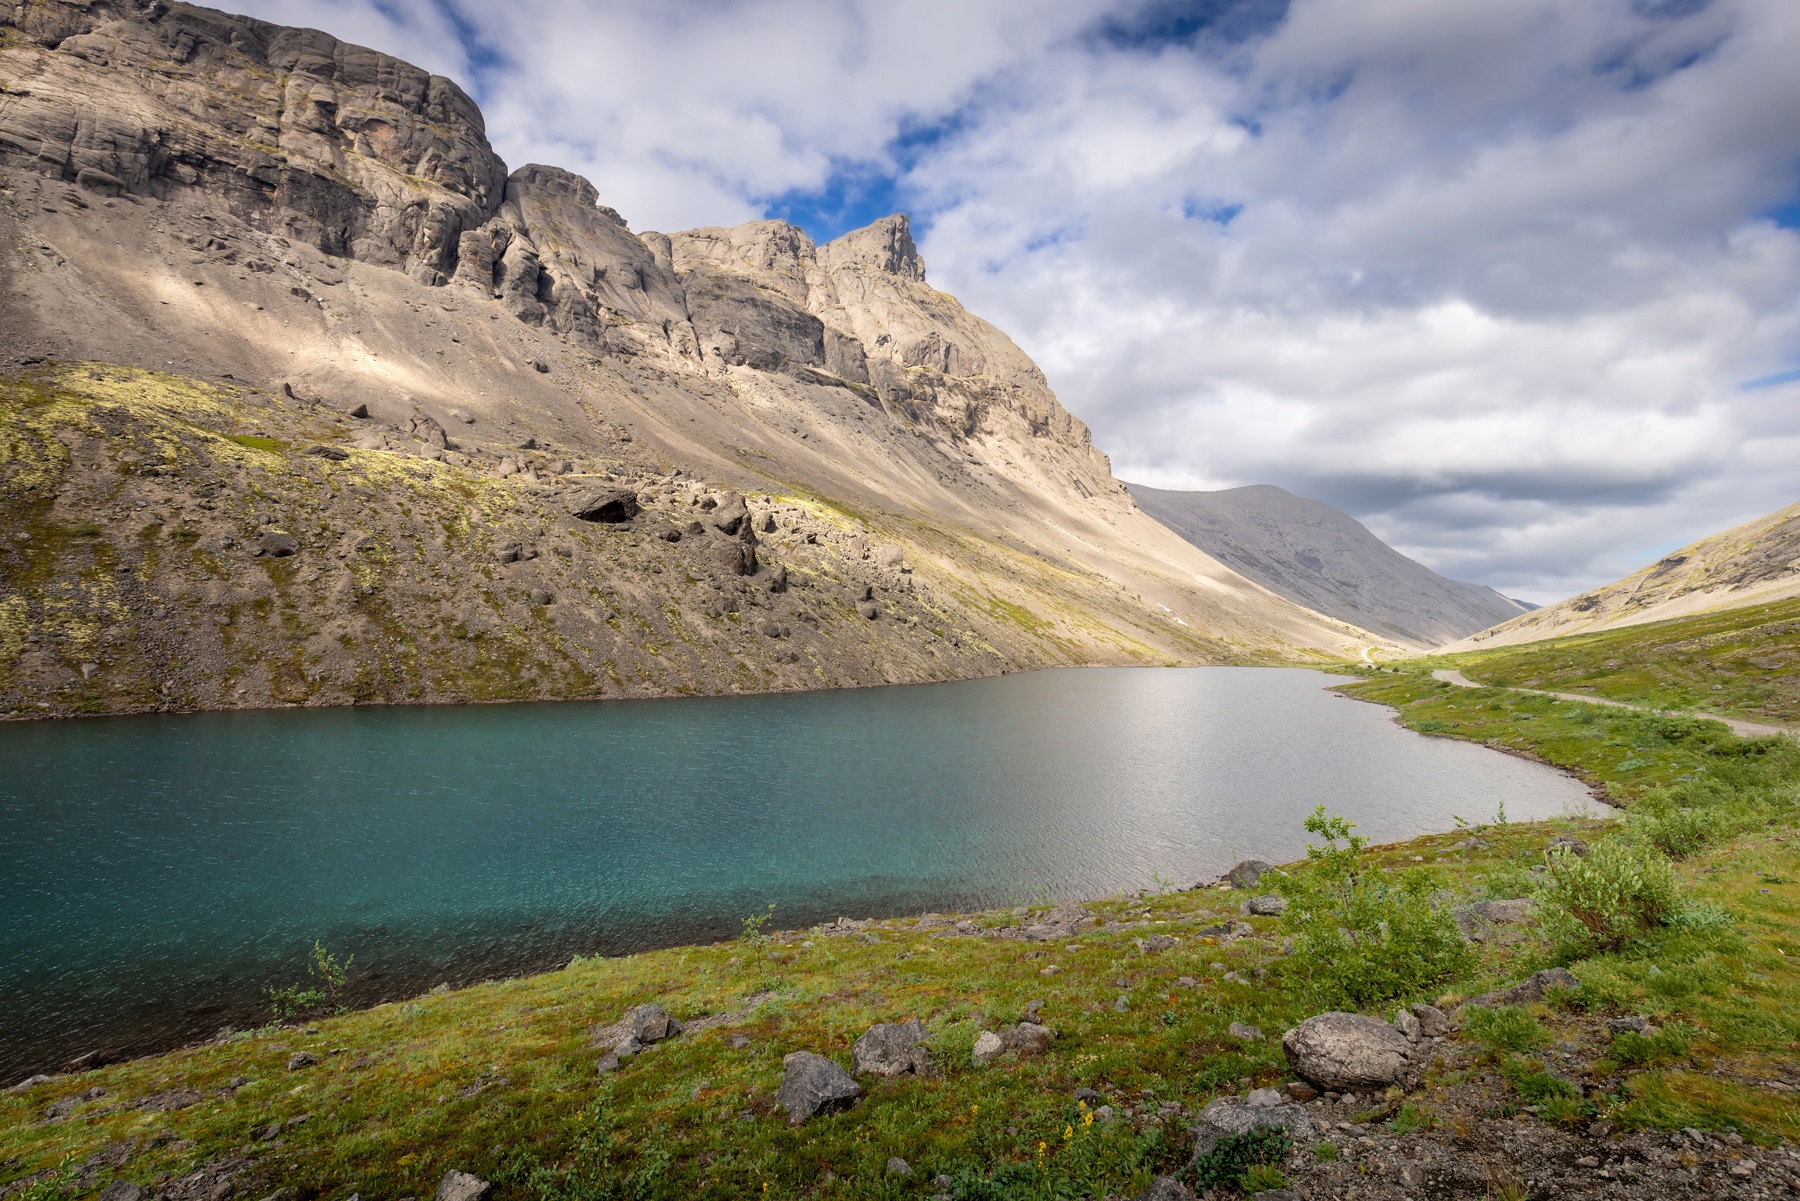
[2,669,1797,1199]
[1409,597,1800,725]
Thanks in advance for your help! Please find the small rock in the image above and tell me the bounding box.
[1001,1024,1056,1055]
[1282,1012,1416,1091]
[97,1183,142,1201]
[1463,967,1580,1010]
[287,1053,317,1070]
[530,589,553,605]
[1246,1088,1282,1108]
[434,1170,491,1201]
[857,600,879,620]
[1141,934,1177,953]
[1280,1081,1319,1102]
[1243,894,1288,916]
[852,1019,932,1077]
[1132,1178,1196,1201]
[6,1075,54,1093]
[1074,1086,1104,1104]
[1393,1009,1421,1040]
[1226,859,1274,889]
[1228,1021,1264,1042]
[1587,1120,1614,1138]
[494,542,523,564]
[1607,1016,1651,1035]
[776,1052,860,1124]
[1470,898,1533,924]
[886,1157,911,1177]
[304,444,349,461]
[1410,1003,1451,1038]
[345,403,369,419]
[1114,996,1129,1013]
[1729,1161,1756,1178]
[1548,834,1590,857]
[594,1054,620,1074]
[971,1031,1005,1067]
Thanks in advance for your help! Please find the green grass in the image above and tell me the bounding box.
[1411,596,1800,725]
[225,434,286,454]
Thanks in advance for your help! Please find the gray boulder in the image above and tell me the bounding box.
[1226,860,1273,889]
[1548,834,1590,857]
[971,1031,1004,1066]
[1021,905,1095,942]
[1132,1178,1196,1201]
[1243,895,1288,916]
[709,491,750,536]
[1227,1021,1264,1042]
[570,488,640,524]
[1410,1003,1451,1038]
[1463,967,1580,1010]
[1282,1012,1416,1091]
[590,1003,684,1052]
[257,531,299,557]
[776,1051,861,1124]
[434,1171,490,1201]
[852,1019,932,1077]
[1191,1094,1314,1158]
[1000,1023,1057,1055]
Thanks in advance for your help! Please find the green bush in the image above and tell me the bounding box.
[1534,838,1684,960]
[1611,1022,1694,1067]
[1274,809,1475,1006]
[1462,1006,1543,1056]
[1241,1163,1289,1194]
[1192,1127,1291,1194]
[1312,1141,1340,1162]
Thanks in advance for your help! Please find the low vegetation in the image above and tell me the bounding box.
[2,651,1796,1198]
[1408,596,1800,725]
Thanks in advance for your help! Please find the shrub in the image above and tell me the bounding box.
[1462,1006,1543,1056]
[1534,838,1683,960]
[1610,1022,1694,1067]
[1275,809,1475,1006]
[1241,1163,1289,1194]
[1192,1127,1291,1195]
[266,940,353,1019]
[1312,1141,1340,1162]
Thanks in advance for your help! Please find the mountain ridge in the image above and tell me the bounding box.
[0,0,1382,718]
[1443,498,1800,651]
[1127,482,1528,648]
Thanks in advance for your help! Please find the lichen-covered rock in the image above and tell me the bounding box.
[1463,967,1580,1010]
[1226,859,1273,889]
[971,1031,1005,1067]
[776,1051,860,1125]
[1191,1094,1314,1158]
[434,1171,491,1201]
[852,1019,932,1077]
[1282,1012,1416,1091]
[590,1003,684,1052]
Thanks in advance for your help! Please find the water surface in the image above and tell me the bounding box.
[0,667,1593,1078]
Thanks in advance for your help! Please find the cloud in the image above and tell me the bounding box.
[228,0,1800,603]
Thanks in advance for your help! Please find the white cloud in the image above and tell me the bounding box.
[227,0,1800,603]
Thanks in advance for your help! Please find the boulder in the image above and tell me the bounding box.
[570,488,640,524]
[1020,905,1094,941]
[852,1019,932,1077]
[1463,967,1580,1010]
[1547,834,1590,856]
[1470,899,1532,924]
[1282,1012,1416,1091]
[709,492,750,536]
[1191,1094,1314,1158]
[1243,895,1288,916]
[1000,1024,1056,1055]
[304,444,349,461]
[1228,1021,1264,1042]
[715,541,758,576]
[776,1051,860,1124]
[885,1157,911,1177]
[873,545,905,569]
[257,531,299,557]
[1226,860,1273,889]
[971,1031,1005,1066]
[434,1171,491,1201]
[287,1052,316,1070]
[591,1003,684,1051]
[1140,934,1178,953]
[767,565,789,593]
[1608,1015,1652,1036]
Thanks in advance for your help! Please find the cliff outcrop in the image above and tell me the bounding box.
[0,0,1380,716]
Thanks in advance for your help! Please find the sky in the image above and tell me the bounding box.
[229,0,1800,604]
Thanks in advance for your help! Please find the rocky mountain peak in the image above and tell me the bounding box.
[820,214,925,283]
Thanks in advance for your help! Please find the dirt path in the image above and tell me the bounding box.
[1430,669,1794,738]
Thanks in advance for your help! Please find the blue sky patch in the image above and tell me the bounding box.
[762,163,908,245]
[1183,198,1243,225]
[1090,0,1291,51]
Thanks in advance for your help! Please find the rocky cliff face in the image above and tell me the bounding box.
[0,0,1376,718]
[1128,483,1530,648]
[1445,499,1800,651]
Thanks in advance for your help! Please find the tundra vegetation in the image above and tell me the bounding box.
[1,612,1797,1199]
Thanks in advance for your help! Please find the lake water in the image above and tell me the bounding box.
[0,667,1594,1079]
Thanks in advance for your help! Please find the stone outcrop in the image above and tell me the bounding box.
[852,1020,932,1078]
[1191,1090,1314,1158]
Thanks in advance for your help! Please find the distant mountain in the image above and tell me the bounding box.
[1127,484,1530,648]
[1443,499,1800,651]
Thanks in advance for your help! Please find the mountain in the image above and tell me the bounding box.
[1126,483,1530,648]
[1443,498,1800,651]
[0,0,1380,718]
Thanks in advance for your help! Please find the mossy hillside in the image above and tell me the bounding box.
[1393,597,1800,725]
[5,681,1797,1199]
[2,363,1181,719]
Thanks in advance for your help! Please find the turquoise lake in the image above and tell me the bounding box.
[0,667,1595,1079]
